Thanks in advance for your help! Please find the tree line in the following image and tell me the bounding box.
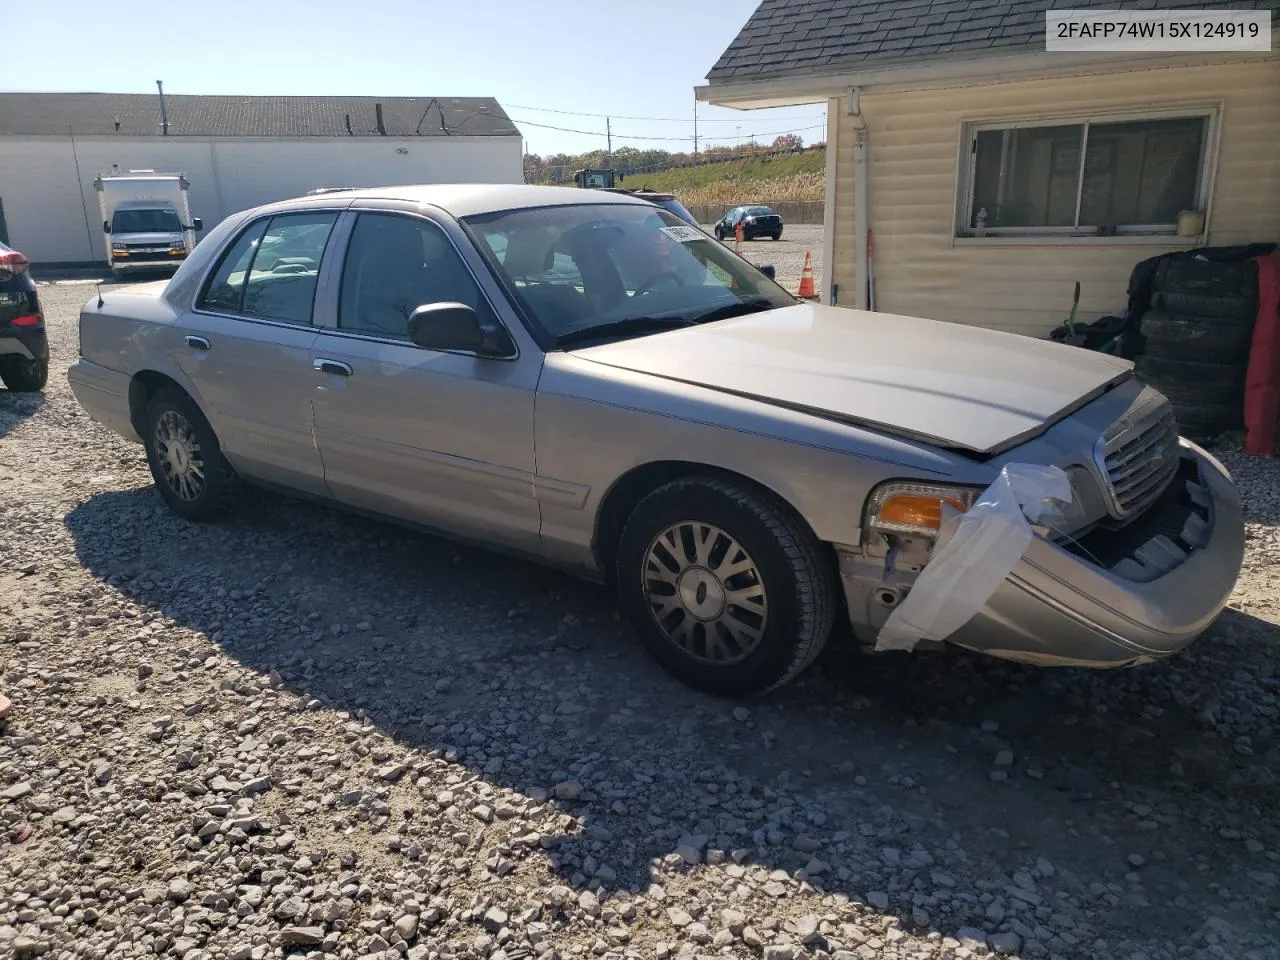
[524,134,817,184]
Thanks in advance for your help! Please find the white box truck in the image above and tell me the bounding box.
[94,171,203,279]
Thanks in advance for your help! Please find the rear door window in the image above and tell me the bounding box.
[198,220,269,314]
[197,213,337,324]
[242,214,338,324]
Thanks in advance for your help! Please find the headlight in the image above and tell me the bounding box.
[111,242,127,251]
[865,481,983,537]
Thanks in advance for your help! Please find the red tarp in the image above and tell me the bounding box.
[1244,252,1280,456]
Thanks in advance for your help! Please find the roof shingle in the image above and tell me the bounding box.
[706,0,1280,82]
[0,93,518,138]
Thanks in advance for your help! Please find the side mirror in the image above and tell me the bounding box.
[103,221,111,234]
[407,302,514,358]
[758,264,776,281]
[192,218,203,231]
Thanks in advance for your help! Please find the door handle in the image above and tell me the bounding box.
[313,358,353,377]
[184,335,211,351]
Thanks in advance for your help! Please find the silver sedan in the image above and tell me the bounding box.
[68,185,1245,697]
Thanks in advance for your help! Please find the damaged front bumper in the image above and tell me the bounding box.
[840,440,1245,667]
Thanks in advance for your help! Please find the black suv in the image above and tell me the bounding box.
[714,205,783,241]
[0,241,48,392]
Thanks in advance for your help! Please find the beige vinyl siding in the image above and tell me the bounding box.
[830,58,1280,336]
[831,110,858,307]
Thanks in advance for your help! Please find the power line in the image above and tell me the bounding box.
[511,117,825,143]
[504,102,824,123]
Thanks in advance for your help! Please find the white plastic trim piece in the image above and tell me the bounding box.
[875,463,1072,652]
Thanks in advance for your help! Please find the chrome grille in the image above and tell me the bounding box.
[1094,400,1180,519]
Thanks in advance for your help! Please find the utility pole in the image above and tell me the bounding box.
[606,117,612,168]
[693,97,698,156]
[156,80,170,136]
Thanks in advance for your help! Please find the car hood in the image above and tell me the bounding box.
[115,232,183,243]
[569,303,1133,455]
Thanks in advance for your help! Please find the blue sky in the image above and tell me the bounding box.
[4,0,827,157]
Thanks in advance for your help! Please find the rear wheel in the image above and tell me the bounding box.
[616,477,837,697]
[143,387,240,521]
[0,357,48,393]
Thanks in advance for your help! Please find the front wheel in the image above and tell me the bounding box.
[0,357,48,393]
[143,387,240,521]
[616,477,837,697]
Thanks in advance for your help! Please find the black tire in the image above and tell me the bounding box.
[770,232,782,241]
[1139,310,1255,363]
[0,357,48,393]
[1172,403,1241,440]
[1152,289,1257,322]
[714,227,724,240]
[143,387,240,522]
[1135,356,1243,407]
[616,476,837,698]
[1153,257,1257,300]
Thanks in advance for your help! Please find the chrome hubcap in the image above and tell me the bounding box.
[642,522,768,665]
[155,409,205,502]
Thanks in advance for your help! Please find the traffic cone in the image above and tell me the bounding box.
[735,222,744,253]
[797,251,816,299]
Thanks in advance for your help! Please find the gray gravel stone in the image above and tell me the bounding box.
[280,926,325,946]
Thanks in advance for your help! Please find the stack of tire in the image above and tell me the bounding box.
[1135,257,1258,440]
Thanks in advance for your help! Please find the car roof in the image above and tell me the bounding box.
[256,183,650,219]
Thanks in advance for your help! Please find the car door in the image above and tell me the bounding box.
[174,209,341,497]
[308,206,541,550]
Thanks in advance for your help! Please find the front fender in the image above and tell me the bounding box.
[535,355,980,571]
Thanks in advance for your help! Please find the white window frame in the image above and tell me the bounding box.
[953,103,1222,244]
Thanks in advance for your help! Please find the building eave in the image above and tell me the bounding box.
[697,48,1279,109]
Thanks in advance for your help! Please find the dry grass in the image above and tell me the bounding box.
[675,172,825,206]
[610,150,827,206]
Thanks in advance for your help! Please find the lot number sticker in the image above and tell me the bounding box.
[660,225,708,243]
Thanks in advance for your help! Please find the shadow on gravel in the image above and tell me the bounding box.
[0,388,44,441]
[65,484,1280,947]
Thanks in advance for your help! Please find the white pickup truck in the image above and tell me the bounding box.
[95,171,203,279]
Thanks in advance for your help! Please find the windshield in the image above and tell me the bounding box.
[745,207,776,217]
[464,203,794,347]
[112,208,183,234]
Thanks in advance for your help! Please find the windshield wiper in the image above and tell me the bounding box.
[557,316,695,348]
[556,298,778,348]
[688,297,777,325]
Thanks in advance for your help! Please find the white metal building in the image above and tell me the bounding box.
[0,92,524,265]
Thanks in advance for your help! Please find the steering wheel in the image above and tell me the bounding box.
[632,271,682,297]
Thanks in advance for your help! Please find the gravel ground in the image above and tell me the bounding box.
[1,280,1278,960]
[708,225,823,297]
